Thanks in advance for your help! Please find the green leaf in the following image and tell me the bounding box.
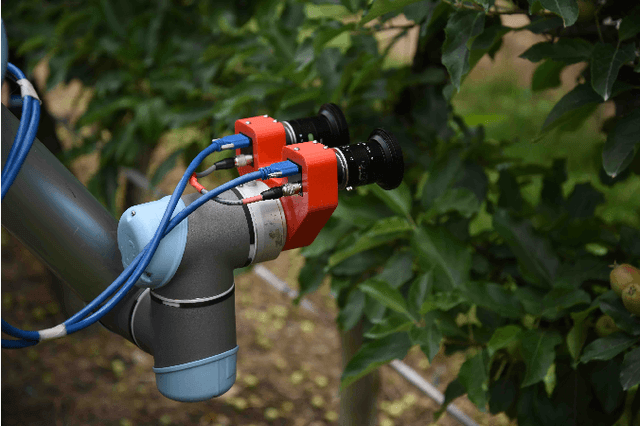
[580,333,638,363]
[519,16,564,33]
[409,323,442,362]
[328,217,412,267]
[458,350,490,408]
[412,227,471,288]
[360,0,424,25]
[589,359,624,413]
[378,251,414,288]
[473,0,495,12]
[461,281,525,319]
[434,379,465,420]
[538,0,579,27]
[341,332,412,389]
[359,279,415,321]
[441,10,486,91]
[520,330,562,387]
[531,60,565,92]
[620,347,640,390]
[365,314,413,339]
[598,292,640,336]
[488,325,522,357]
[420,291,464,314]
[297,256,328,301]
[565,183,605,218]
[422,149,463,208]
[301,220,351,258]
[305,3,352,19]
[408,271,433,318]
[602,108,640,177]
[370,182,412,217]
[543,363,556,397]
[78,96,139,127]
[591,43,636,101]
[520,38,592,64]
[150,148,183,187]
[337,289,366,331]
[493,209,559,288]
[619,6,640,41]
[540,83,602,134]
[431,187,480,218]
[313,23,356,52]
[497,169,524,212]
[363,295,387,324]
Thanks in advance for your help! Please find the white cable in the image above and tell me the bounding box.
[16,78,42,104]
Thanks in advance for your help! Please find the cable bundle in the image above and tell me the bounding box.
[1,85,300,348]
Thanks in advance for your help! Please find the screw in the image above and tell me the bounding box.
[263,114,268,117]
[293,147,300,151]
[131,211,136,216]
[323,146,328,150]
[245,121,251,125]
[313,141,318,144]
[273,119,278,123]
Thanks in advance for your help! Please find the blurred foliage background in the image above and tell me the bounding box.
[3,0,640,425]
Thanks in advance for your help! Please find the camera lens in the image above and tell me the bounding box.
[334,128,404,191]
[282,103,349,147]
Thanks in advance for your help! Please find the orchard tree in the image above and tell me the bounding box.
[4,0,640,425]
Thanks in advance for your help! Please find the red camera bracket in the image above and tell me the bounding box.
[235,115,287,187]
[280,142,338,251]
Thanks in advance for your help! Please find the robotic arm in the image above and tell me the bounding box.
[119,105,404,402]
[1,96,404,402]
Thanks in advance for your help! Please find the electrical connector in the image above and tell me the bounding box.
[218,133,251,150]
[214,158,236,170]
[264,160,300,179]
[260,183,302,201]
[234,154,253,168]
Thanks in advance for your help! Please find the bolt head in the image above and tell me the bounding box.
[131,211,136,216]
[323,146,329,150]
[346,186,353,191]
[273,119,278,123]
[263,114,268,117]
[293,147,300,151]
[245,121,251,125]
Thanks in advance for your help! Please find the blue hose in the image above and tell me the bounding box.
[1,135,268,347]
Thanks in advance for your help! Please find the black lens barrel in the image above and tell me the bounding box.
[334,128,404,191]
[282,103,349,147]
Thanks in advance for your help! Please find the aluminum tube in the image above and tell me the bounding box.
[1,104,142,342]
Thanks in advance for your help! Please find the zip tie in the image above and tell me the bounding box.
[16,79,42,104]
[39,324,67,340]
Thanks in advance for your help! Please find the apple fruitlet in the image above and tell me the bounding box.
[595,314,620,337]
[609,264,640,296]
[622,283,640,316]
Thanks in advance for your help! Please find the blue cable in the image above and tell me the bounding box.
[1,64,35,196]
[1,99,40,200]
[1,134,278,347]
[3,140,228,342]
